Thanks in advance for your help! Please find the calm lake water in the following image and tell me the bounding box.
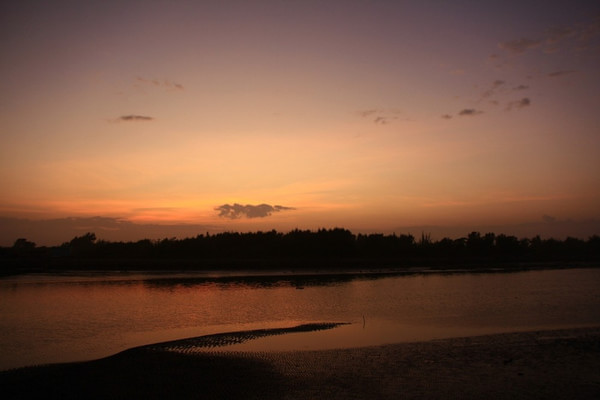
[1,267,599,370]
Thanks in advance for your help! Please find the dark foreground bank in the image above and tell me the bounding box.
[1,326,599,399]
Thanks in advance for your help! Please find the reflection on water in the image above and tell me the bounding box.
[1,268,599,370]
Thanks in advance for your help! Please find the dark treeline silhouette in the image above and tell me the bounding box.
[1,228,599,272]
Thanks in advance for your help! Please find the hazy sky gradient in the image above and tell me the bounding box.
[1,1,599,244]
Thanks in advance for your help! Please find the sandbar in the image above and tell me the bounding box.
[1,326,599,399]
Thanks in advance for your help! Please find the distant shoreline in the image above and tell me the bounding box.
[2,229,598,276]
[1,258,599,277]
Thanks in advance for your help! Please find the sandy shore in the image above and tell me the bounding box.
[2,326,599,399]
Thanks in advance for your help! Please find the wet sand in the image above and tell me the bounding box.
[1,326,599,399]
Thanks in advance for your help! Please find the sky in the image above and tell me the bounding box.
[1,0,600,245]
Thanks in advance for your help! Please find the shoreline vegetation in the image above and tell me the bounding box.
[2,228,599,274]
[1,325,599,399]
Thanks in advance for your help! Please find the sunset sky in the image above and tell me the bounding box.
[1,1,599,245]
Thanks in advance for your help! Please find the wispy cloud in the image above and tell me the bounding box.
[498,17,600,58]
[506,97,531,111]
[136,77,184,91]
[458,109,483,117]
[118,115,154,122]
[499,38,543,54]
[513,85,529,91]
[356,108,402,125]
[374,116,392,125]
[441,114,453,120]
[547,70,576,77]
[480,79,506,100]
[215,203,295,219]
[357,109,377,118]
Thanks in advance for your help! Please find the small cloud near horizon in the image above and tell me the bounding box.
[118,115,154,122]
[215,203,295,219]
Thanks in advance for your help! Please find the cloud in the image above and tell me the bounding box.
[546,26,576,43]
[374,116,390,125]
[506,97,531,111]
[499,38,542,54]
[458,109,483,116]
[215,203,295,219]
[480,79,506,100]
[513,85,529,90]
[356,108,402,125]
[547,70,576,77]
[357,109,377,118]
[118,115,154,122]
[497,17,600,59]
[542,214,556,223]
[137,77,184,91]
[441,114,452,120]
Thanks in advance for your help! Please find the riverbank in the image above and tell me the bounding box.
[2,260,598,280]
[2,326,599,399]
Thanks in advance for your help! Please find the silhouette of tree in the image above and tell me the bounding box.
[2,228,599,272]
[13,238,36,250]
[67,232,97,257]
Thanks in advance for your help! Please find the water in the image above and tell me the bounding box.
[1,268,599,370]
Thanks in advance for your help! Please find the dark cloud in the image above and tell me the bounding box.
[542,214,556,223]
[547,70,576,77]
[499,38,542,54]
[137,77,184,91]
[441,114,452,120]
[513,85,529,90]
[118,115,154,122]
[458,109,483,116]
[506,97,531,111]
[215,203,295,219]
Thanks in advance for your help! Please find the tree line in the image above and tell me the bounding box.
[2,228,599,271]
